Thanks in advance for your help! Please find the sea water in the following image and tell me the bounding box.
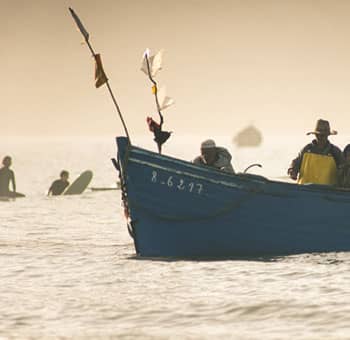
[1,135,350,339]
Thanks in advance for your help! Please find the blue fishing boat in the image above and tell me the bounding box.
[115,136,350,258]
[67,9,350,257]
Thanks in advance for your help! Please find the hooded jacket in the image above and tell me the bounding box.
[193,147,235,173]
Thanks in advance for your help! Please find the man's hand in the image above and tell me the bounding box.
[287,168,298,180]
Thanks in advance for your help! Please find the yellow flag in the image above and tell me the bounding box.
[94,54,108,88]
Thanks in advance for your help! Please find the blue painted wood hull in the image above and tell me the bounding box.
[116,137,350,257]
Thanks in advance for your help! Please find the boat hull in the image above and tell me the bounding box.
[116,137,350,257]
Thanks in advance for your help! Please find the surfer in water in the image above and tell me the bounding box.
[48,170,70,196]
[0,156,16,197]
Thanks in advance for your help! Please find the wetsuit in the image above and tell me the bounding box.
[0,167,15,196]
[48,179,69,195]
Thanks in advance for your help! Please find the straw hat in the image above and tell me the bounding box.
[306,119,337,136]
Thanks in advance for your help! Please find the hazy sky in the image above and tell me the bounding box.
[2,0,350,137]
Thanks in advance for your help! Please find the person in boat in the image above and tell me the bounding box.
[338,144,350,188]
[48,170,70,196]
[287,119,344,185]
[0,156,16,197]
[193,139,235,173]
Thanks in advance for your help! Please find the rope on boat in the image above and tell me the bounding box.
[116,143,134,235]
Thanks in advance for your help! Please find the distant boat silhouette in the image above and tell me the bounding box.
[233,125,263,147]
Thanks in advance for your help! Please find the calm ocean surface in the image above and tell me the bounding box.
[1,135,350,339]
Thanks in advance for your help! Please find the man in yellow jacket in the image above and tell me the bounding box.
[288,119,344,185]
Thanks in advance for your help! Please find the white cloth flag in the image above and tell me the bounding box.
[158,86,175,110]
[141,49,164,78]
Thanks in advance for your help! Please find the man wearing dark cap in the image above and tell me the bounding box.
[288,119,344,185]
[193,139,235,173]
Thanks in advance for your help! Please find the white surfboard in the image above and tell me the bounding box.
[90,181,120,191]
[63,170,93,195]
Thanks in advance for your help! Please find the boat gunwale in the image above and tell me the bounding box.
[117,137,350,198]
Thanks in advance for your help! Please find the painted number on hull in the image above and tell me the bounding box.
[151,170,203,195]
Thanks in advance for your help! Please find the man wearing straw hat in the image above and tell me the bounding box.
[287,119,344,185]
[193,139,235,173]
